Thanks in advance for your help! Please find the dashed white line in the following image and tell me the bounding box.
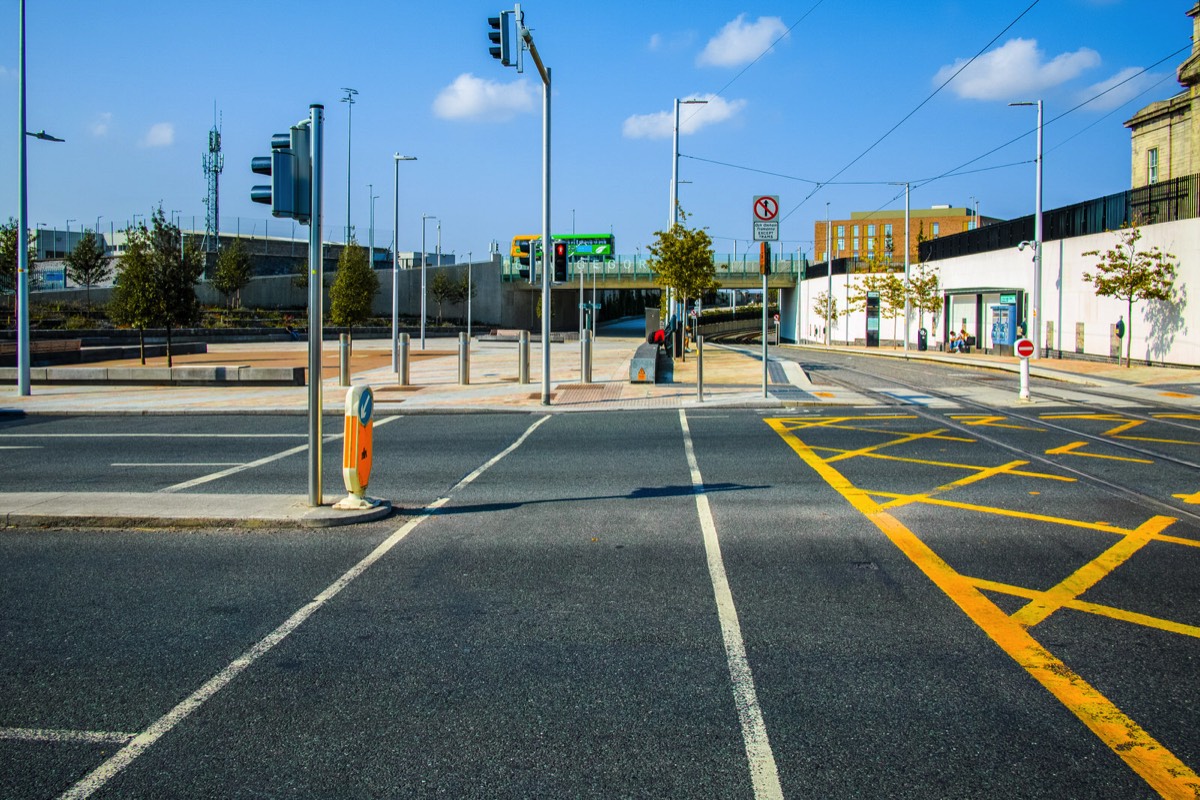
[59,415,550,800]
[0,728,136,745]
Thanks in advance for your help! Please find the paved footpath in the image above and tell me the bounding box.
[1,335,1197,528]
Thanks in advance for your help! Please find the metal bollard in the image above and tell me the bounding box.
[339,333,350,387]
[697,335,704,402]
[458,332,470,385]
[518,330,530,384]
[581,329,592,384]
[397,333,410,386]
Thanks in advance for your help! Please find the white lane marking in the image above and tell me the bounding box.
[113,463,243,468]
[0,434,305,439]
[678,409,784,800]
[156,415,401,494]
[0,446,42,450]
[0,727,136,745]
[59,414,551,800]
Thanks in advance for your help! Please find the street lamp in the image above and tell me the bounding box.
[1010,100,1043,359]
[889,182,911,351]
[15,0,66,396]
[368,185,378,269]
[341,87,358,243]
[420,214,437,350]
[670,97,707,325]
[393,154,417,372]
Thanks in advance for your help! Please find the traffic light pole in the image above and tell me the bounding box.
[521,28,552,406]
[307,104,325,507]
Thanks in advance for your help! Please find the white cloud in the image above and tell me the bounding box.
[0,65,11,80]
[432,73,536,122]
[622,94,747,139]
[90,112,112,137]
[140,122,174,147]
[648,33,662,51]
[697,15,788,68]
[1079,67,1170,112]
[934,38,1100,101]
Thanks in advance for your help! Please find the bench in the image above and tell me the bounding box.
[0,338,82,366]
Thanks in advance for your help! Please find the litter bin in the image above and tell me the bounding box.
[917,328,928,351]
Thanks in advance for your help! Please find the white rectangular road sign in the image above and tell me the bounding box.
[753,221,779,241]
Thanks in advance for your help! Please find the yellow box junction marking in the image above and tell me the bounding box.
[765,416,1200,797]
[949,414,1045,431]
[1042,413,1200,449]
[1045,441,1155,464]
[1173,490,1200,505]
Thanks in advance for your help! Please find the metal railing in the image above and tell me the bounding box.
[500,253,807,282]
[920,173,1200,262]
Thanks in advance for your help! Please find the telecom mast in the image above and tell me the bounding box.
[202,107,224,274]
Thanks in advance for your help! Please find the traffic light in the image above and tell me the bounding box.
[553,241,567,282]
[488,11,514,66]
[251,121,312,225]
[759,241,772,275]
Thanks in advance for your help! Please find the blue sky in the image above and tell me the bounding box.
[1,0,1192,260]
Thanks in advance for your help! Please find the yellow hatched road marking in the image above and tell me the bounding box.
[949,414,1045,431]
[1010,516,1177,628]
[765,418,1200,797]
[1154,414,1200,421]
[971,577,1200,641]
[1173,490,1200,504]
[824,429,975,464]
[879,460,1031,511]
[1045,441,1155,464]
[808,447,1075,480]
[868,491,1200,547]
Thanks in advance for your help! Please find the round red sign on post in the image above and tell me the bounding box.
[1015,338,1035,358]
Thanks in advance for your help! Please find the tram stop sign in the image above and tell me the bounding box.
[1015,338,1035,359]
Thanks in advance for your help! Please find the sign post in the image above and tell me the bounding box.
[753,196,779,398]
[1015,337,1034,402]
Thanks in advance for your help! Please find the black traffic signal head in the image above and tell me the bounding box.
[251,123,311,225]
[488,11,514,67]
[553,241,567,282]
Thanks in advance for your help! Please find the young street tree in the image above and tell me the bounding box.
[647,208,719,360]
[63,231,111,313]
[811,291,839,339]
[1082,223,1177,367]
[907,261,943,336]
[329,239,379,342]
[213,238,253,309]
[429,270,459,323]
[0,217,38,320]
[108,208,203,366]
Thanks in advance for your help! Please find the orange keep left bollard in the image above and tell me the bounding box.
[334,384,379,510]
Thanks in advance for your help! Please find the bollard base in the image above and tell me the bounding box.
[334,493,384,511]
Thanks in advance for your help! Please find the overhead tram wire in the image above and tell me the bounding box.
[778,0,1042,224]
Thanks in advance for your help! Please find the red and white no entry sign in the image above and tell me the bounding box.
[753,195,779,222]
[1015,338,1035,358]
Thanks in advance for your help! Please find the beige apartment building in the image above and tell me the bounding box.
[1125,4,1200,187]
[814,206,1001,265]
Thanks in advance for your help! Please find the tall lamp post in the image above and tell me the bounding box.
[669,97,707,322]
[420,214,437,350]
[888,182,911,351]
[1010,100,1043,359]
[367,185,378,268]
[15,0,65,396]
[340,87,358,243]
[392,154,417,372]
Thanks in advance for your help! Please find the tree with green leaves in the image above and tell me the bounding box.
[458,274,477,324]
[811,290,839,340]
[907,261,942,336]
[213,238,253,309]
[329,239,378,341]
[647,207,719,359]
[0,217,38,320]
[108,225,158,364]
[429,270,459,323]
[63,231,111,313]
[1082,223,1177,367]
[108,208,203,366]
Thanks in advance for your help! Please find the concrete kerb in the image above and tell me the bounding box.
[0,492,393,529]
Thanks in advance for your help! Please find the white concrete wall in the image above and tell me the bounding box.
[787,217,1199,366]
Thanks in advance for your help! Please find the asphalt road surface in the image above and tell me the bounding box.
[2,354,1198,798]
